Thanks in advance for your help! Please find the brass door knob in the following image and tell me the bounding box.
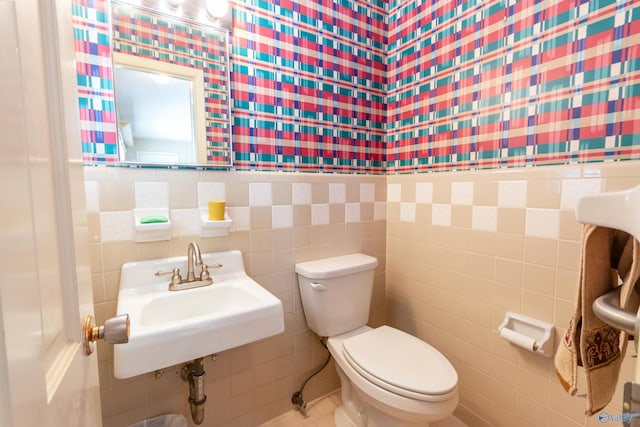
[83,314,130,355]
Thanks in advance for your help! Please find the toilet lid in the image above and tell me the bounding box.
[342,326,457,401]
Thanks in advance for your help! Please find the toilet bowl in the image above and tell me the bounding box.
[329,326,458,427]
[295,254,459,427]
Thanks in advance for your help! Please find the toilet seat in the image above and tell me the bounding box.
[342,326,458,402]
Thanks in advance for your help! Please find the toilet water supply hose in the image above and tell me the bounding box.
[291,337,332,414]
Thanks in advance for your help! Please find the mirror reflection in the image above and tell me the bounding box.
[114,53,205,163]
[110,0,232,167]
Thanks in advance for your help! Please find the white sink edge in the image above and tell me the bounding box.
[114,307,285,379]
[114,249,285,379]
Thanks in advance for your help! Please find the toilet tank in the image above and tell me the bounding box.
[295,254,378,337]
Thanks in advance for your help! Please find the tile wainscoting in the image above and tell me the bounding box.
[85,167,386,427]
[86,160,640,427]
[386,161,640,427]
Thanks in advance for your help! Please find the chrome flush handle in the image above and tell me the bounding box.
[310,282,327,291]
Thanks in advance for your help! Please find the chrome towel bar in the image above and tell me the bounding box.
[592,288,638,336]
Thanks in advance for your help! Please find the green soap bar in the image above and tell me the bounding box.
[140,216,169,224]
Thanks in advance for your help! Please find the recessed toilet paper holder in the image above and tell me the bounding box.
[498,312,555,357]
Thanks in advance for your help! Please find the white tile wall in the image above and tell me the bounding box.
[329,183,346,203]
[197,181,226,207]
[400,202,416,222]
[170,209,200,236]
[135,181,169,208]
[498,180,527,208]
[472,206,498,232]
[89,176,393,242]
[272,205,293,228]
[374,201,386,220]
[387,183,401,202]
[525,208,560,239]
[432,203,452,226]
[451,181,473,205]
[312,204,330,225]
[560,178,602,210]
[228,206,250,231]
[91,169,388,427]
[360,183,375,202]
[345,203,361,223]
[90,163,640,427]
[416,182,433,204]
[292,183,312,205]
[99,211,134,242]
[250,182,273,206]
[386,163,640,427]
[85,181,100,212]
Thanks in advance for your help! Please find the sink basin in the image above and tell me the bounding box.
[114,249,284,379]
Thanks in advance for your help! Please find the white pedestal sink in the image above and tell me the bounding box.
[114,249,284,379]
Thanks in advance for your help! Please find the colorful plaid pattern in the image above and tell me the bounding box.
[110,2,232,165]
[386,0,640,172]
[230,0,387,172]
[73,0,118,163]
[73,0,640,172]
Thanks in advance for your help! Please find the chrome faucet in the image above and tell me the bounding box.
[155,242,221,291]
[186,241,203,282]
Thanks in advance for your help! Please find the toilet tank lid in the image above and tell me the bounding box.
[295,254,378,279]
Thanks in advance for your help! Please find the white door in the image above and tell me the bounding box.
[0,0,102,426]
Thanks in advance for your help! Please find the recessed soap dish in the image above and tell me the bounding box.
[199,208,232,237]
[133,208,171,242]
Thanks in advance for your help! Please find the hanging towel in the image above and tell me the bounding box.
[555,224,640,415]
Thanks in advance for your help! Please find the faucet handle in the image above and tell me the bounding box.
[200,264,210,281]
[199,263,222,281]
[170,268,183,285]
[156,267,183,285]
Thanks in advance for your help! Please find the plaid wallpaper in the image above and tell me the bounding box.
[73,0,640,173]
[386,0,640,172]
[230,0,387,172]
[73,0,117,163]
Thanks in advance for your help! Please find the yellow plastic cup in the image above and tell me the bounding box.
[208,201,225,220]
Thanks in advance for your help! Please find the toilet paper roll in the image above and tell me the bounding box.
[499,328,538,351]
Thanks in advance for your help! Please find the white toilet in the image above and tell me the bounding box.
[295,253,459,427]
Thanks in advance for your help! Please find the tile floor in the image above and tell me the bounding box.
[259,390,468,427]
[259,391,340,427]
